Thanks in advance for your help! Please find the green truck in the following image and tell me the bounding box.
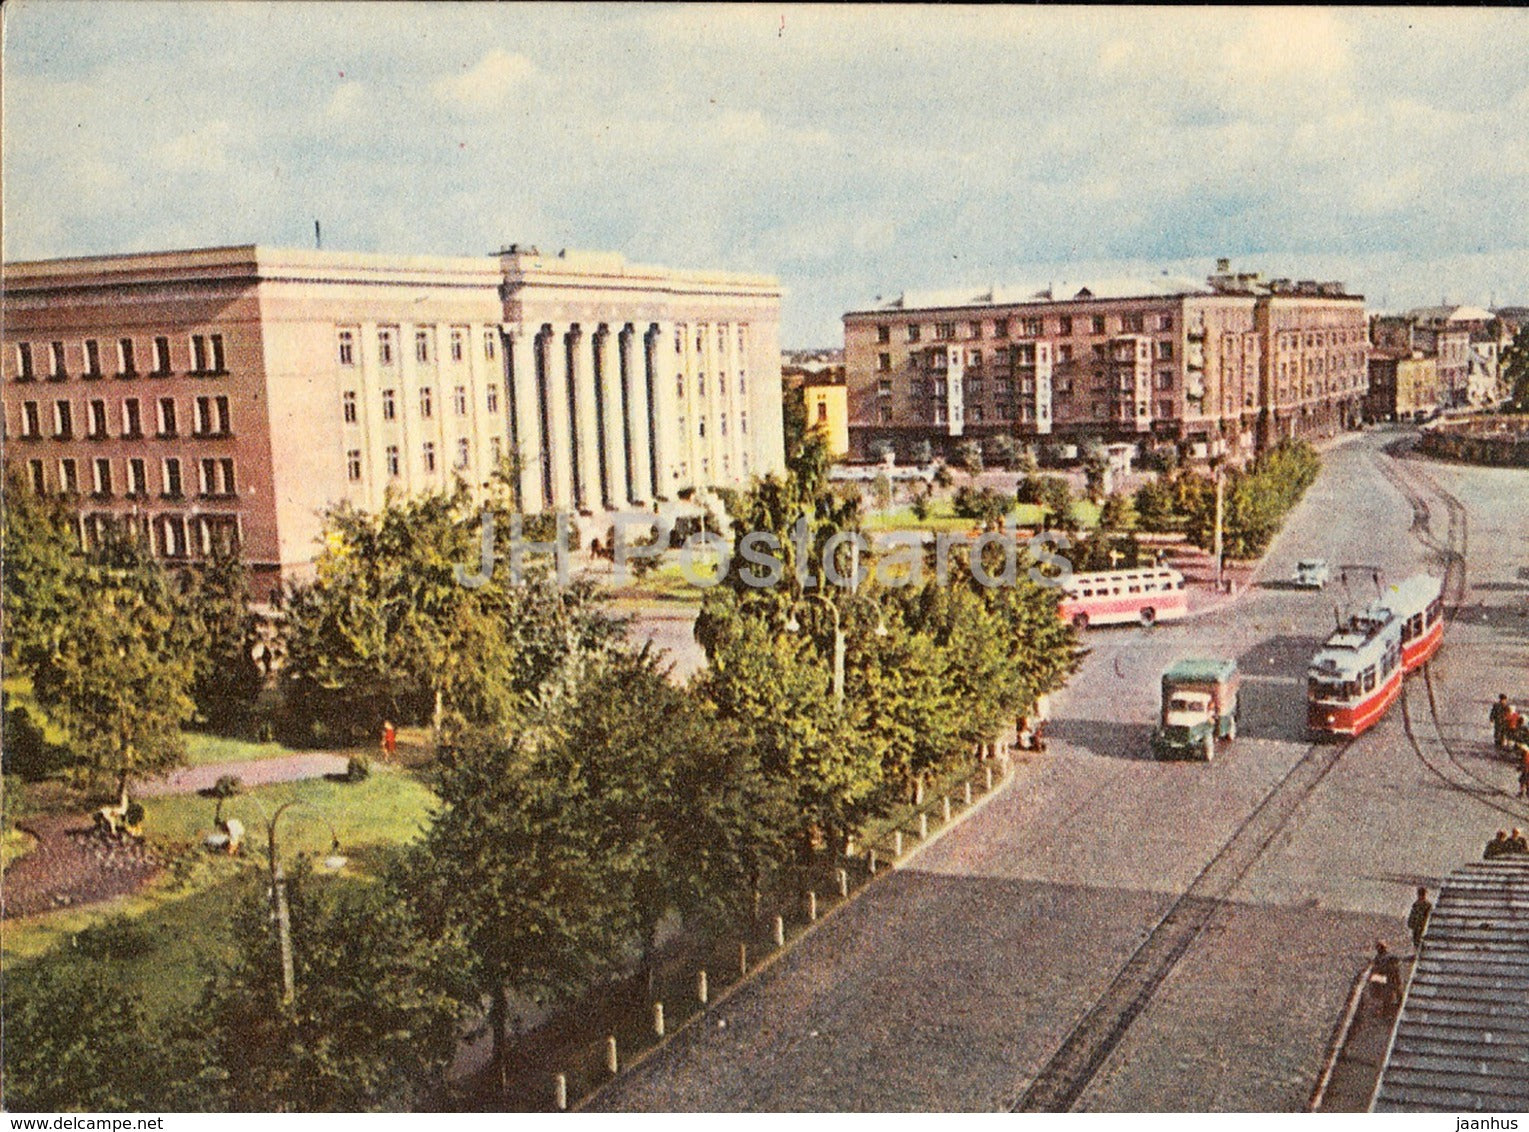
[1152,658,1240,761]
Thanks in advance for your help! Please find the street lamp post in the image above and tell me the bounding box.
[258,801,346,1005]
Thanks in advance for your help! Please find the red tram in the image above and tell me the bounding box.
[1307,573,1442,738]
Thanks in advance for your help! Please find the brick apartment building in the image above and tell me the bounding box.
[2,245,785,597]
[843,261,1368,463]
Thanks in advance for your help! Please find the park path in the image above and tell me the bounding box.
[135,752,350,797]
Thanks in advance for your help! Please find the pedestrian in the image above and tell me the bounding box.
[1033,693,1051,754]
[1407,887,1432,951]
[381,719,397,759]
[1518,761,1529,801]
[1510,828,1529,855]
[1490,693,1510,749]
[1505,704,1524,751]
[1485,830,1511,860]
[1371,941,1403,1010]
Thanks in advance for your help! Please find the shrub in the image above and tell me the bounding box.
[124,801,145,828]
[346,754,372,783]
[73,915,159,961]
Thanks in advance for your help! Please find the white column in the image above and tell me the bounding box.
[569,325,601,511]
[596,325,628,508]
[507,328,543,512]
[647,323,676,500]
[622,325,652,504]
[540,325,574,511]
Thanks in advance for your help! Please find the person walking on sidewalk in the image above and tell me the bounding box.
[1407,887,1433,952]
[1491,693,1511,749]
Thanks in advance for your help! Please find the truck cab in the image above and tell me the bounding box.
[1152,658,1239,761]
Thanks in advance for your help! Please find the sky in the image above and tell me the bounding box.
[4,3,1527,344]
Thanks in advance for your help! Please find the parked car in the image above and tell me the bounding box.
[1294,559,1331,589]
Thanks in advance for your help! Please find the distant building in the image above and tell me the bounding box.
[843,260,1367,463]
[803,381,849,458]
[1365,350,1440,421]
[2,244,785,595]
[1374,305,1504,409]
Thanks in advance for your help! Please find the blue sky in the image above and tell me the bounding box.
[5,3,1527,344]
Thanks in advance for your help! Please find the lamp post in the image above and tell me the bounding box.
[784,536,886,707]
[256,801,346,1004]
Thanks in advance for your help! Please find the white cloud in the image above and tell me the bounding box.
[431,48,539,114]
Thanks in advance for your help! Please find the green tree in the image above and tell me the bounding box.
[1037,475,1073,531]
[1,462,84,675]
[985,434,1018,470]
[201,866,471,1111]
[1503,324,1529,410]
[1081,443,1110,502]
[955,439,984,480]
[29,528,195,809]
[183,547,264,733]
[913,439,934,466]
[1098,491,1137,533]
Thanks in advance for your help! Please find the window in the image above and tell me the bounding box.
[117,339,136,377]
[346,449,363,482]
[906,324,921,343]
[1091,316,1106,334]
[155,398,175,438]
[456,438,470,469]
[740,411,748,434]
[454,386,467,416]
[16,343,35,380]
[50,341,67,379]
[970,407,984,423]
[385,445,400,477]
[489,437,502,465]
[342,391,358,424]
[967,379,984,397]
[152,337,171,375]
[878,406,893,424]
[194,397,211,435]
[1122,313,1145,333]
[970,350,983,368]
[415,329,431,364]
[379,328,396,365]
[450,328,465,362]
[160,515,187,558]
[484,330,497,360]
[422,442,437,472]
[1157,370,1174,391]
[21,401,40,438]
[698,419,706,438]
[1159,314,1174,332]
[994,318,1010,338]
[486,383,500,413]
[83,340,101,378]
[697,375,706,398]
[88,400,108,438]
[1057,344,1073,364]
[968,322,983,339]
[162,457,182,498]
[382,389,397,420]
[59,458,79,495]
[419,387,434,418]
[1058,316,1073,336]
[877,352,892,373]
[1156,341,1173,360]
[1157,400,1173,418]
[878,379,893,395]
[215,396,230,434]
[191,335,208,373]
[126,458,146,497]
[675,375,685,400]
[935,322,955,341]
[199,458,219,496]
[338,330,356,366]
[93,458,113,497]
[876,325,891,344]
[53,400,73,438]
[28,459,45,493]
[1021,318,1044,337]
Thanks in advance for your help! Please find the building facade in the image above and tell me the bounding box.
[843,263,1367,463]
[2,245,785,596]
[1365,350,1440,421]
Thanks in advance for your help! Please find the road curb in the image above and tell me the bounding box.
[571,755,1020,1111]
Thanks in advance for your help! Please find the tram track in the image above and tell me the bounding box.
[1375,447,1526,819]
[1010,731,1355,1112]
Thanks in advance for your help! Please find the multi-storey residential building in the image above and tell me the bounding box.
[843,262,1367,462]
[2,245,784,597]
[1371,305,1498,409]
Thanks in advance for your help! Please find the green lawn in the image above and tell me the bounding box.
[865,499,1100,533]
[183,732,311,767]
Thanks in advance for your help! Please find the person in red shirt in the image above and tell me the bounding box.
[381,720,397,759]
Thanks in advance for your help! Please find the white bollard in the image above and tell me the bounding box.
[965,781,973,806]
[739,942,748,976]
[653,1001,665,1037]
[837,867,849,898]
[698,969,709,1004]
[986,766,994,791]
[773,915,785,947]
[869,849,878,873]
[943,796,952,823]
[555,1073,568,1111]
[807,890,817,921]
[894,830,903,857]
[919,812,929,841]
[753,888,762,919]
[845,835,855,859]
[606,1035,618,1075]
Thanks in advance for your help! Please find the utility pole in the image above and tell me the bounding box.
[1212,461,1225,592]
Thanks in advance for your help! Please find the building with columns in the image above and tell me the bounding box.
[843,261,1367,464]
[2,244,784,596]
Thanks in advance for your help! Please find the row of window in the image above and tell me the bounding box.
[25,455,235,499]
[1276,328,1365,351]
[676,372,749,402]
[354,437,498,482]
[876,312,1175,346]
[337,326,499,368]
[342,384,499,425]
[674,410,748,441]
[77,511,240,561]
[13,395,231,441]
[12,335,226,382]
[674,323,749,359]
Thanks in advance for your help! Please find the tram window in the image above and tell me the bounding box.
[1176,580,1185,590]
[1128,585,1140,594]
[1362,667,1376,693]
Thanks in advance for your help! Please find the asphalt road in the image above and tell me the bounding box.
[590,427,1529,1112]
